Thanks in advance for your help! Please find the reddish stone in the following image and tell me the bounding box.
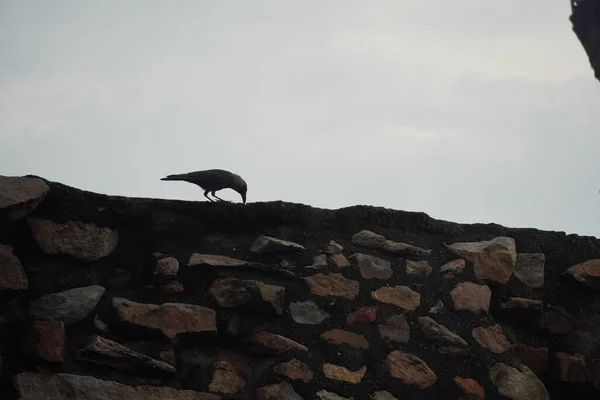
[321,329,369,349]
[451,282,491,312]
[322,363,367,384]
[371,285,421,310]
[23,317,65,363]
[507,344,548,379]
[472,325,511,354]
[247,331,308,355]
[329,253,351,269]
[387,350,437,388]
[454,377,485,399]
[274,358,313,382]
[304,273,360,299]
[347,306,378,325]
[160,281,184,293]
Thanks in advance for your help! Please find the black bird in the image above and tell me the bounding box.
[161,169,247,204]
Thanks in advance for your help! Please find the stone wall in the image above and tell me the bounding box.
[1,175,600,399]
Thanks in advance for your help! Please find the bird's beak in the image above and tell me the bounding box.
[241,193,246,204]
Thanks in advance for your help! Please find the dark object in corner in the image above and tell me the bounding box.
[570,0,600,82]
[161,169,247,204]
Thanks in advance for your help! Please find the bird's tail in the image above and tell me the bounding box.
[160,174,187,181]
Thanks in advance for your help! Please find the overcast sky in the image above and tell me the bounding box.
[1,0,599,237]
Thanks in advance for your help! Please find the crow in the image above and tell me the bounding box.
[160,169,247,204]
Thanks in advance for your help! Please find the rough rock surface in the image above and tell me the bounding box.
[289,300,330,324]
[446,236,517,283]
[29,285,106,325]
[111,298,217,339]
[563,258,600,289]
[489,363,549,400]
[251,235,305,253]
[350,253,393,279]
[209,277,285,315]
[14,372,220,399]
[0,244,28,291]
[0,175,49,220]
[514,253,545,288]
[352,229,432,256]
[371,285,421,310]
[27,218,119,262]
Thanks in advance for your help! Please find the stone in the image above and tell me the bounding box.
[160,281,184,293]
[329,253,351,269]
[0,244,28,291]
[352,230,432,256]
[256,382,303,400]
[94,315,110,333]
[538,306,576,334]
[274,358,313,382]
[304,273,360,299]
[454,377,485,400]
[563,258,600,289]
[316,390,353,400]
[321,329,369,349]
[77,335,175,377]
[418,316,468,347]
[289,300,330,324]
[372,391,398,400]
[188,253,246,267]
[440,259,466,278]
[311,254,328,268]
[250,235,305,253]
[514,253,545,288]
[429,300,445,314]
[154,256,179,277]
[208,360,246,394]
[324,240,344,254]
[499,298,543,312]
[112,297,217,339]
[350,253,393,279]
[0,175,49,220]
[247,331,308,355]
[489,363,549,400]
[372,285,421,310]
[405,260,432,277]
[347,305,378,325]
[209,277,285,315]
[22,317,65,363]
[472,325,511,353]
[27,218,118,262]
[446,236,517,284]
[451,282,491,312]
[14,372,220,400]
[507,345,548,379]
[30,285,106,325]
[323,363,366,384]
[378,315,410,343]
[387,350,437,388]
[555,352,590,383]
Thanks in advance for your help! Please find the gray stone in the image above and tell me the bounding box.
[429,300,445,314]
[0,175,49,220]
[489,363,549,400]
[30,285,106,325]
[515,253,545,288]
[77,335,175,377]
[419,316,468,347]
[352,230,431,256]
[372,391,398,400]
[27,218,118,262]
[350,253,393,279]
[378,315,410,343]
[188,253,246,267]
[316,390,354,400]
[13,372,220,400]
[250,235,305,253]
[154,257,179,277]
[289,300,330,324]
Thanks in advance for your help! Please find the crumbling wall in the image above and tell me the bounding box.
[1,175,600,399]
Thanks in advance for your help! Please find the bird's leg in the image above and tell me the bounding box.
[211,191,228,202]
[204,190,215,202]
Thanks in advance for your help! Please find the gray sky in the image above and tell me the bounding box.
[1,0,599,237]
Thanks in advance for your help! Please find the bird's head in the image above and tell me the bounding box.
[231,174,247,204]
